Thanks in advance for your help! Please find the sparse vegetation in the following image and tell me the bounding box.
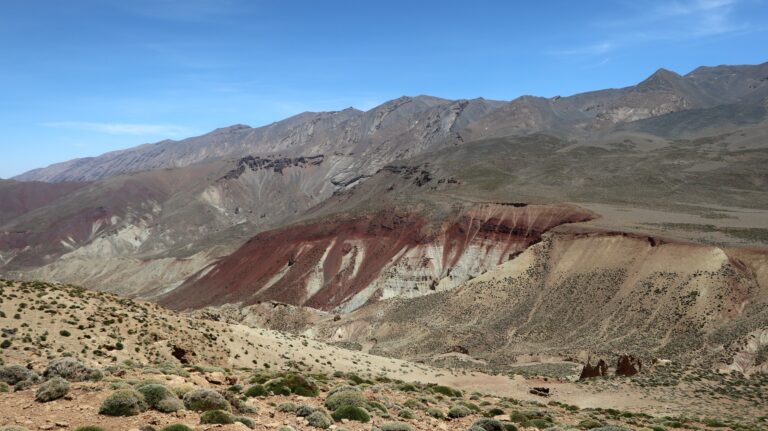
[34,377,69,402]
[98,389,148,416]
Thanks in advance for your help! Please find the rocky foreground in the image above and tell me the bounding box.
[1,280,767,430]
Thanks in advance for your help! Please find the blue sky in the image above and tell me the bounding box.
[1,0,766,178]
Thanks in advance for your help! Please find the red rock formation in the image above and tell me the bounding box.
[161,203,595,311]
[616,355,642,376]
[579,358,608,380]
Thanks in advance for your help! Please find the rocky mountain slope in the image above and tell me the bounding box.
[302,231,768,374]
[14,63,768,184]
[0,62,766,369]
[2,279,767,430]
[160,203,595,312]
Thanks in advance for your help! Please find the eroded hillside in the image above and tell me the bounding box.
[161,203,595,312]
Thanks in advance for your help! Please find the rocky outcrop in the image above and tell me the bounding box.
[305,232,768,370]
[160,203,596,311]
[221,155,324,180]
[579,359,608,380]
[616,355,642,376]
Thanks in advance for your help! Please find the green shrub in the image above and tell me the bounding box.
[307,411,333,429]
[458,401,481,412]
[171,384,195,398]
[99,389,147,416]
[0,382,9,393]
[296,404,316,417]
[35,377,70,402]
[578,419,605,429]
[426,407,445,419]
[448,404,472,419]
[432,385,462,397]
[380,422,414,431]
[244,384,268,397]
[43,358,101,382]
[277,402,298,412]
[397,383,418,392]
[281,373,320,397]
[156,397,184,413]
[0,365,35,385]
[136,383,176,408]
[264,379,291,396]
[509,411,550,425]
[327,384,360,396]
[589,427,630,431]
[234,416,256,429]
[484,407,505,417]
[183,388,230,412]
[471,418,504,431]
[398,408,415,419]
[325,389,368,411]
[159,425,193,431]
[331,405,371,423]
[522,418,552,429]
[368,400,389,414]
[200,409,235,424]
[59,330,71,337]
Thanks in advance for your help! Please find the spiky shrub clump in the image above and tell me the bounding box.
[448,404,471,419]
[324,389,368,411]
[99,389,148,416]
[43,358,101,382]
[296,404,316,417]
[136,383,178,409]
[331,405,371,423]
[183,388,230,412]
[426,407,445,419]
[234,416,256,429]
[277,402,298,412]
[307,411,333,429]
[35,377,70,402]
[156,397,184,413]
[159,426,192,431]
[578,419,605,429]
[200,409,235,424]
[281,373,320,397]
[431,385,462,398]
[380,422,414,431]
[0,365,35,385]
[244,383,267,397]
[470,418,505,431]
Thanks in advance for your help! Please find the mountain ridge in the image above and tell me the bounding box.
[15,61,768,183]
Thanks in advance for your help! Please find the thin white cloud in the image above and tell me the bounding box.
[657,0,737,17]
[550,41,615,56]
[42,121,192,136]
[552,0,750,58]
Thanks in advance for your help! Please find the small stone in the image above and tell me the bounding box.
[39,425,55,430]
[205,371,227,385]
